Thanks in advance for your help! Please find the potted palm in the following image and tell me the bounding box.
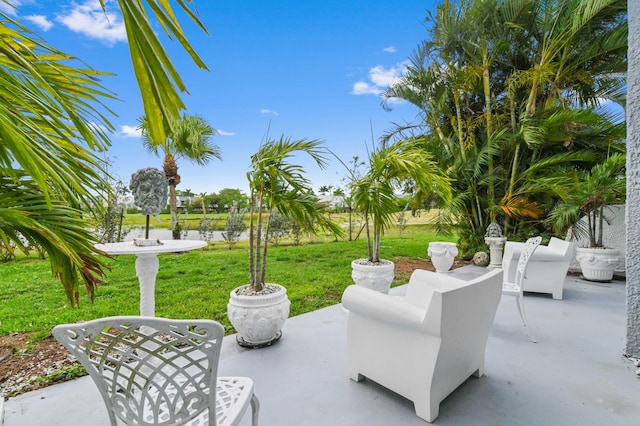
[349,139,451,293]
[548,153,626,281]
[227,136,342,347]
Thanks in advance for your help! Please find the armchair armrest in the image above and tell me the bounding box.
[342,285,427,331]
[505,239,573,262]
[524,245,569,261]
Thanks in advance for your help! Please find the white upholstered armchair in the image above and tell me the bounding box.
[342,268,503,423]
[502,237,575,299]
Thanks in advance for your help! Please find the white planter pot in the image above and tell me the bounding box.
[351,259,395,294]
[227,283,290,347]
[575,247,620,282]
[428,242,458,273]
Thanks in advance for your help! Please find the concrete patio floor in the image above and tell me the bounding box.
[3,269,639,425]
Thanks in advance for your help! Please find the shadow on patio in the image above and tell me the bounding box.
[3,271,639,425]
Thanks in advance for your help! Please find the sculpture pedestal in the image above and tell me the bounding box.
[95,240,206,316]
[484,236,506,270]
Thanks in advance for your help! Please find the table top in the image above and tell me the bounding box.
[95,240,207,255]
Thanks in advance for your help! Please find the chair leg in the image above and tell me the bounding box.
[414,397,440,423]
[515,294,537,343]
[250,394,260,426]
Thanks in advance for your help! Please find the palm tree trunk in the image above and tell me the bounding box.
[372,217,380,263]
[248,197,256,287]
[260,212,271,289]
[482,49,495,221]
[169,183,179,239]
[453,89,467,162]
[504,94,519,235]
[163,153,181,239]
[588,211,596,248]
[365,216,372,261]
[597,206,604,248]
[252,195,265,292]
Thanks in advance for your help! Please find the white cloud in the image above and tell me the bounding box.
[57,0,126,46]
[216,129,235,136]
[351,81,382,96]
[24,15,53,31]
[351,62,409,97]
[0,1,19,15]
[260,109,279,116]
[369,64,403,86]
[383,46,396,53]
[120,125,142,138]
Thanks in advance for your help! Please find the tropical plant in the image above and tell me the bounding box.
[197,217,217,244]
[140,113,221,239]
[196,192,209,216]
[216,188,250,212]
[383,0,627,254]
[340,155,366,241]
[246,136,343,293]
[349,138,452,263]
[266,210,291,247]
[0,1,207,305]
[318,185,331,195]
[547,153,626,248]
[222,204,247,249]
[93,179,131,244]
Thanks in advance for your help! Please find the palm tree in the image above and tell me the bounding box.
[247,136,342,293]
[384,0,627,253]
[140,114,221,239]
[547,153,626,248]
[198,192,209,217]
[0,1,208,305]
[350,139,452,263]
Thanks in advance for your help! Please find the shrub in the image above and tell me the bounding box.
[222,205,247,249]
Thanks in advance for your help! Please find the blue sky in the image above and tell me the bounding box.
[4,0,438,195]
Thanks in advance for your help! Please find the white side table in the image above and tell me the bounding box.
[95,240,207,316]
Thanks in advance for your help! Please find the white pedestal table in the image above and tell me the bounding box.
[95,240,207,316]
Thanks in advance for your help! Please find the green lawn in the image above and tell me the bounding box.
[0,223,456,340]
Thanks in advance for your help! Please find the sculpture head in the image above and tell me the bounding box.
[484,222,504,238]
[130,168,168,216]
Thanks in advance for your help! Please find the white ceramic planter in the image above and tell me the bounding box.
[227,283,290,347]
[428,242,458,273]
[351,259,395,294]
[575,247,620,282]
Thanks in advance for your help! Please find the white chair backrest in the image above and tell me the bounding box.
[405,269,438,309]
[53,316,224,426]
[547,237,575,258]
[515,236,542,289]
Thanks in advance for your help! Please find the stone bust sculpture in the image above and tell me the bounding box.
[130,168,168,216]
[484,222,504,238]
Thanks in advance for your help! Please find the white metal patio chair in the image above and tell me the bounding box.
[52,316,259,426]
[502,236,542,343]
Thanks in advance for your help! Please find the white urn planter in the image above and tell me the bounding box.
[227,283,291,348]
[428,242,458,273]
[351,259,395,294]
[575,247,620,282]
